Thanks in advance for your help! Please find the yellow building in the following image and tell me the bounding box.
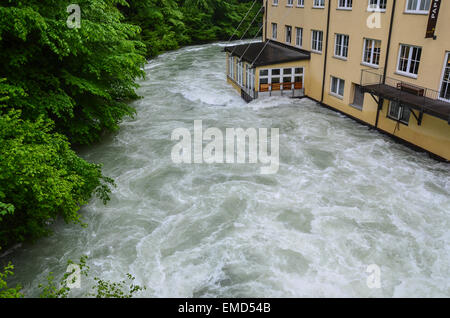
[225,0,450,161]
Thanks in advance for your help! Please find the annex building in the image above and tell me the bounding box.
[225,0,450,161]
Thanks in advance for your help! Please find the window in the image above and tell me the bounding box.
[363,38,381,67]
[246,65,255,91]
[406,0,430,13]
[270,69,281,91]
[294,67,304,89]
[286,25,292,43]
[440,53,450,102]
[397,44,422,77]
[297,0,304,7]
[271,69,281,89]
[351,84,365,109]
[335,34,349,59]
[273,0,279,5]
[283,68,292,88]
[330,76,345,97]
[311,30,323,53]
[338,0,353,9]
[259,68,304,92]
[313,0,325,8]
[272,23,277,39]
[228,55,234,78]
[287,0,294,6]
[368,0,387,11]
[388,101,411,124]
[295,27,303,47]
[259,70,269,91]
[237,60,244,86]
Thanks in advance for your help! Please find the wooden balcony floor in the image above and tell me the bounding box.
[363,84,450,123]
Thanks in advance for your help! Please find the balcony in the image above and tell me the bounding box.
[360,69,450,124]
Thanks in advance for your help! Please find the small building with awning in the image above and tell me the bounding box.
[224,41,310,102]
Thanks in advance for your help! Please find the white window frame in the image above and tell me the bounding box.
[334,34,349,59]
[338,0,353,9]
[272,23,277,40]
[368,0,387,12]
[330,76,345,98]
[311,30,323,53]
[362,38,381,67]
[259,67,304,91]
[388,101,411,124]
[228,55,235,79]
[297,0,304,7]
[396,44,422,78]
[236,60,244,86]
[286,25,292,44]
[287,0,294,7]
[273,0,279,5]
[439,52,450,102]
[246,65,255,91]
[405,0,431,14]
[313,0,325,8]
[295,27,303,48]
[259,69,269,89]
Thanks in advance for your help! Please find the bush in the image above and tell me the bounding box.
[0,110,113,247]
[0,259,23,298]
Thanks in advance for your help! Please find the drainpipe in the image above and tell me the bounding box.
[320,0,332,103]
[375,0,397,128]
[264,0,268,42]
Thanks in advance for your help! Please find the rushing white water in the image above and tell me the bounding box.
[5,42,450,298]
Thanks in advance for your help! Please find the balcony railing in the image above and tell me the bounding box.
[259,82,303,92]
[360,69,448,109]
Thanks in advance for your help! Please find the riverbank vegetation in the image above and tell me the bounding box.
[122,0,262,57]
[0,0,260,297]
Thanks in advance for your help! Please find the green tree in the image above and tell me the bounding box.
[121,0,189,57]
[0,0,147,247]
[0,109,114,247]
[181,0,261,43]
[0,0,146,145]
[120,0,262,58]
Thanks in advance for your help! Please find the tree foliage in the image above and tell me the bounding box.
[0,0,146,145]
[0,0,145,247]
[122,0,262,57]
[0,260,23,298]
[38,256,145,298]
[0,110,114,247]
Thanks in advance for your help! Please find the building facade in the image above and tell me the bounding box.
[225,0,450,161]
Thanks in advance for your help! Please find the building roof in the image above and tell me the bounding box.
[224,41,310,67]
